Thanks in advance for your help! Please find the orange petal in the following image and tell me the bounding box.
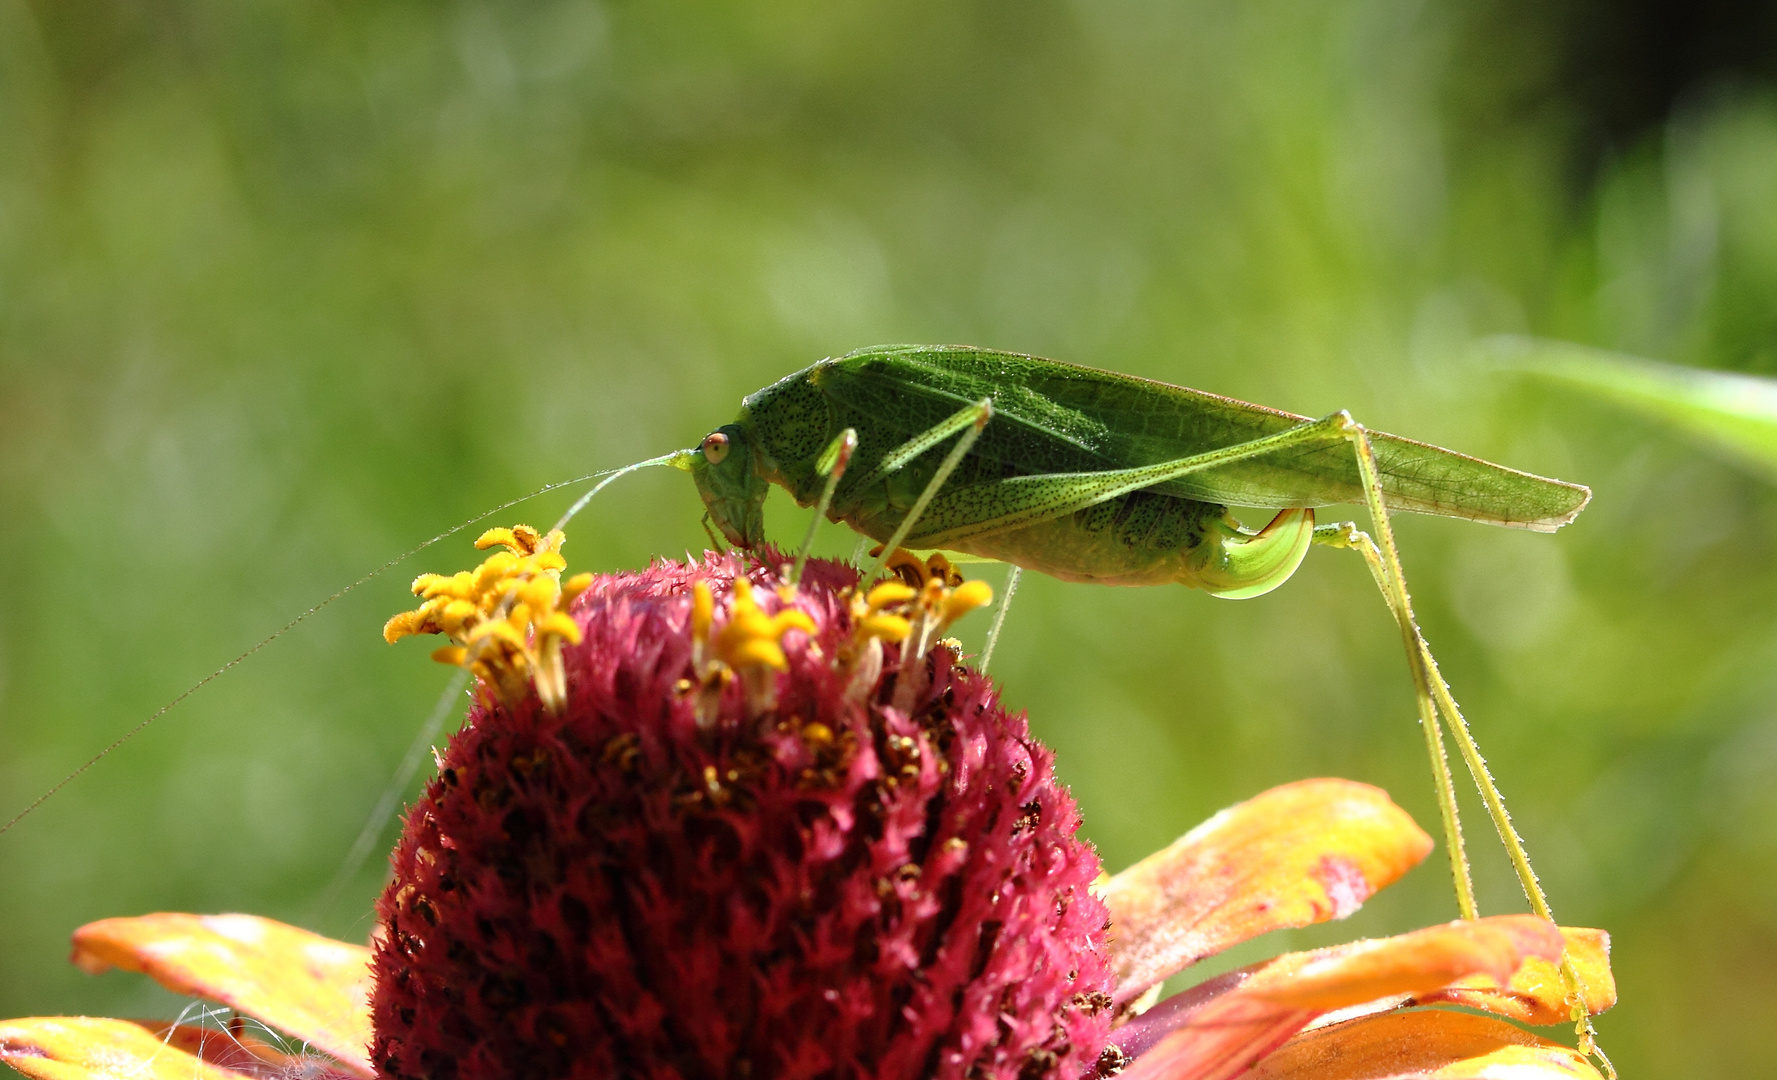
[70,914,373,1078]
[1099,779,1433,1002]
[1247,1009,1601,1079]
[0,1017,246,1080]
[1407,926,1615,1025]
[1247,915,1564,1009]
[1117,916,1564,1080]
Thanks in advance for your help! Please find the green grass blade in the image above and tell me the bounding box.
[1493,335,1777,482]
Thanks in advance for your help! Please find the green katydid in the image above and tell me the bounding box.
[673,345,1589,944]
[0,343,1595,1037]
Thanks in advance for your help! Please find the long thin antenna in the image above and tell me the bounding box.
[552,452,686,533]
[0,465,644,838]
[307,670,470,925]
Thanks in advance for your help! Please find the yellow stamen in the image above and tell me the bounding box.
[691,582,715,643]
[382,611,427,644]
[865,581,917,612]
[539,612,583,646]
[857,614,912,643]
[730,639,789,671]
[386,524,586,711]
[430,645,468,666]
[562,572,594,602]
[943,580,994,623]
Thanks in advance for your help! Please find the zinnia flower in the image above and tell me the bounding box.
[0,539,1615,1080]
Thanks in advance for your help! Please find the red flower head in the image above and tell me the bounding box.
[371,549,1120,1080]
[1,534,1616,1080]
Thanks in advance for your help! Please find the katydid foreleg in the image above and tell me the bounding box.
[790,428,859,586]
[979,564,1021,674]
[858,397,993,582]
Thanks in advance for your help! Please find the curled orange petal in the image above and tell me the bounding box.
[1116,916,1565,1080]
[1247,1008,1601,1079]
[0,1017,247,1080]
[1099,779,1433,1002]
[1408,926,1615,1025]
[1248,915,1564,1009]
[70,913,374,1077]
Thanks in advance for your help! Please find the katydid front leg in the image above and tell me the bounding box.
[979,564,1022,674]
[857,397,993,583]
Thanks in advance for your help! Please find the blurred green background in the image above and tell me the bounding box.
[5,1,1777,1074]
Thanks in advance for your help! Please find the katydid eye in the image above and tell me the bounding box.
[701,432,730,464]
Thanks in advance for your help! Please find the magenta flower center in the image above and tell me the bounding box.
[371,554,1117,1080]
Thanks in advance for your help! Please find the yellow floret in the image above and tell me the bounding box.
[385,524,586,712]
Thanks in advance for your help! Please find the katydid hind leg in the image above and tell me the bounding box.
[1314,504,1606,1072]
[1327,421,1613,1070]
[1316,437,1561,922]
[1323,419,1479,920]
[1318,519,1567,911]
[903,411,1361,553]
[1314,517,1475,918]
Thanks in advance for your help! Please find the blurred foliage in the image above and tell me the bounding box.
[4,1,1777,1075]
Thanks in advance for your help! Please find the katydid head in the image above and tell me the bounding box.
[687,423,770,548]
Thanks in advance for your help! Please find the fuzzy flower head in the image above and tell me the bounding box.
[1,542,1617,1080]
[372,547,1117,1080]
